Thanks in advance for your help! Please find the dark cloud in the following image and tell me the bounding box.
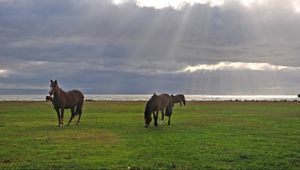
[0,0,300,94]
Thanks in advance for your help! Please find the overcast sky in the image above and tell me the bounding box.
[1,0,300,95]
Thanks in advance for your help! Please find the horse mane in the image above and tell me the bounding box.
[145,94,156,118]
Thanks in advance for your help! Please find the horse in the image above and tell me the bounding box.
[171,94,186,107]
[144,93,173,128]
[48,80,84,127]
[46,95,53,102]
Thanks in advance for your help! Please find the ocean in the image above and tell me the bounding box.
[0,94,298,102]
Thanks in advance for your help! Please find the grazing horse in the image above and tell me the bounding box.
[171,94,186,107]
[144,93,173,127]
[48,80,84,127]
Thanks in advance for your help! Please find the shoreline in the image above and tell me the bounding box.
[0,94,299,102]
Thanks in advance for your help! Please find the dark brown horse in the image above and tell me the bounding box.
[48,80,84,127]
[144,93,173,127]
[171,94,186,107]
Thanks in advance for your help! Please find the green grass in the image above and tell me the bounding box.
[0,101,299,169]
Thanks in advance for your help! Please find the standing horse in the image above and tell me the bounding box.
[48,80,84,127]
[144,93,173,127]
[171,94,186,107]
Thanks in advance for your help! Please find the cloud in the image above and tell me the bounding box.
[295,0,300,13]
[113,0,226,9]
[112,0,300,13]
[0,69,8,77]
[180,62,300,73]
[0,0,300,94]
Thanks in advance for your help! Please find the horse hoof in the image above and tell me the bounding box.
[144,125,149,128]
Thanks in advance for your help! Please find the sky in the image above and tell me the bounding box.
[1,0,300,95]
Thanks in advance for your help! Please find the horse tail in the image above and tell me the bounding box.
[75,93,84,115]
[77,99,84,112]
[182,95,186,106]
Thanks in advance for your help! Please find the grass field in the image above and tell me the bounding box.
[0,101,299,169]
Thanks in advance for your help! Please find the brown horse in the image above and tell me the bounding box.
[171,94,186,107]
[48,80,84,127]
[144,93,173,127]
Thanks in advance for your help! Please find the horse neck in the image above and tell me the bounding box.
[53,87,66,100]
[146,98,156,112]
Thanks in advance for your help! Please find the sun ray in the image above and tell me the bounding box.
[164,5,194,59]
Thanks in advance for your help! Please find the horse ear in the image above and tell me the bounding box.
[50,80,53,83]
[153,93,157,96]
[54,80,57,84]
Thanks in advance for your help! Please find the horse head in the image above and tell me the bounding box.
[144,102,153,128]
[144,112,152,128]
[49,80,58,96]
[144,95,156,127]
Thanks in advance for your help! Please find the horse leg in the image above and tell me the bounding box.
[160,109,165,125]
[60,108,64,127]
[180,102,182,109]
[168,115,171,125]
[55,107,61,127]
[67,107,76,125]
[76,106,82,125]
[153,111,158,127]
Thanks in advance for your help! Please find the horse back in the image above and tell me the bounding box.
[61,90,84,108]
[67,90,84,102]
[159,93,173,116]
[158,93,172,108]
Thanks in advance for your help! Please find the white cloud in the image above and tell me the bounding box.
[294,0,300,13]
[0,69,8,77]
[112,0,300,13]
[113,0,223,9]
[180,62,300,73]
[112,0,130,5]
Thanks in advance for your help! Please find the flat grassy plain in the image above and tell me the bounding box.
[0,101,299,169]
